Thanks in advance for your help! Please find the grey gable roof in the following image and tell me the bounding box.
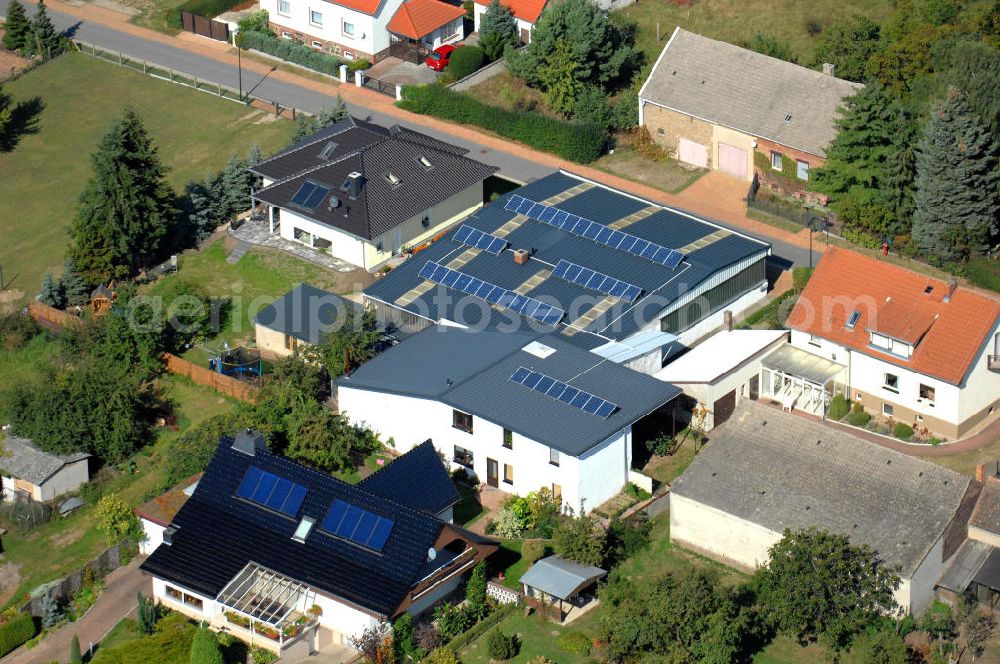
[252,284,362,345]
[0,437,90,486]
[338,325,681,457]
[252,119,498,241]
[640,28,863,157]
[363,171,770,346]
[671,402,971,577]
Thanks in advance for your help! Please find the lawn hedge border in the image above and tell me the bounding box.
[398,84,605,163]
[237,30,356,77]
[0,613,36,657]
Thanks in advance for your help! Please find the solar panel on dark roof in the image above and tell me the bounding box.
[552,259,643,302]
[320,499,395,552]
[509,366,619,419]
[235,466,307,517]
[452,225,509,255]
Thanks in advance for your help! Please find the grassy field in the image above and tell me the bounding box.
[0,52,294,307]
[143,236,374,364]
[594,147,705,194]
[618,0,897,72]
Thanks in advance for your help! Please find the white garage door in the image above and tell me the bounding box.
[678,138,708,168]
[718,142,748,179]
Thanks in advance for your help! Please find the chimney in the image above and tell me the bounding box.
[822,63,836,77]
[346,171,363,200]
[977,464,986,484]
[232,428,267,456]
[162,525,178,546]
[724,310,733,332]
[514,249,530,265]
[944,278,958,303]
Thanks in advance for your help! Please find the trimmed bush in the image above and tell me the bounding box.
[238,30,346,76]
[190,627,224,664]
[446,45,485,81]
[556,630,591,655]
[0,613,36,657]
[894,422,915,440]
[399,84,605,163]
[521,539,547,566]
[828,393,849,421]
[169,0,245,29]
[486,629,519,660]
[847,409,871,427]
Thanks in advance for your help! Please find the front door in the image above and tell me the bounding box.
[520,27,530,43]
[487,458,499,487]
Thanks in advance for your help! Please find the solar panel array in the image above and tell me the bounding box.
[290,181,331,210]
[510,366,618,419]
[418,261,564,326]
[235,466,308,517]
[505,194,684,269]
[452,225,509,255]
[553,259,642,302]
[321,499,394,552]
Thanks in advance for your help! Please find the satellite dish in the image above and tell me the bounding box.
[328,196,341,209]
[427,547,437,561]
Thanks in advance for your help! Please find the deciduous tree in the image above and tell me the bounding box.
[552,514,605,566]
[747,34,796,63]
[912,90,999,262]
[810,15,882,82]
[753,528,900,651]
[68,108,175,282]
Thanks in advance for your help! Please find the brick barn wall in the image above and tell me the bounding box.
[641,103,714,165]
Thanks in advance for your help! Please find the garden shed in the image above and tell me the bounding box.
[520,555,605,622]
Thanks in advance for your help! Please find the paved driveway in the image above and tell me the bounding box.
[365,56,438,86]
[2,558,149,664]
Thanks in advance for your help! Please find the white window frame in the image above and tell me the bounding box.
[796,159,809,180]
[770,151,783,170]
[883,372,899,394]
[312,40,323,49]
[807,334,821,348]
[309,9,323,26]
[342,20,355,38]
[882,403,894,417]
[549,448,560,467]
[277,0,290,16]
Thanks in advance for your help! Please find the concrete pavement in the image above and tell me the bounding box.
[0,0,813,268]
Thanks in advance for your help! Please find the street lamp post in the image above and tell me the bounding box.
[235,32,245,102]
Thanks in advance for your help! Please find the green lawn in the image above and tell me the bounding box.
[0,52,294,307]
[458,611,600,664]
[143,236,373,365]
[641,435,699,486]
[618,0,896,71]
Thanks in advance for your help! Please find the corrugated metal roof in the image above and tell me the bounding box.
[519,555,606,600]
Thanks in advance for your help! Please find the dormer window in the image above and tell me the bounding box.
[384,171,402,186]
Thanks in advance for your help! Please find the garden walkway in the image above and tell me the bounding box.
[230,219,358,273]
[3,558,149,664]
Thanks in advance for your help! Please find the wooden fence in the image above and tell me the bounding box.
[27,301,83,331]
[162,352,259,403]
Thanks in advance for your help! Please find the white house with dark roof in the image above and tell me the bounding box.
[337,326,681,513]
[140,431,496,658]
[250,117,498,272]
[639,28,862,183]
[0,436,90,503]
[669,401,977,614]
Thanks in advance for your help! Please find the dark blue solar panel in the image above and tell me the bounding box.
[320,499,395,552]
[512,196,686,268]
[509,367,618,419]
[451,225,509,255]
[235,467,306,517]
[290,182,317,207]
[303,184,330,210]
[551,259,642,303]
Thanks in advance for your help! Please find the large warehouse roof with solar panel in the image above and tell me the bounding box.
[364,171,771,370]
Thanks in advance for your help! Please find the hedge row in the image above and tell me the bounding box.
[237,30,351,76]
[399,85,605,163]
[168,0,244,30]
[442,603,518,654]
[0,613,36,657]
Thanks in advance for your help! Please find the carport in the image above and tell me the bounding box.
[520,556,606,623]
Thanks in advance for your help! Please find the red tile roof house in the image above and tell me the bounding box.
[763,247,1000,440]
[638,28,862,202]
[472,0,547,43]
[387,0,466,51]
[260,0,465,62]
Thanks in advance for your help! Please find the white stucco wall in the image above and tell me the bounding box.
[472,3,534,39]
[312,591,381,646]
[140,519,165,556]
[262,0,405,59]
[337,386,628,512]
[153,577,220,621]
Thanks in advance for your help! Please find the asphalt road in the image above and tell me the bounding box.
[1,0,812,267]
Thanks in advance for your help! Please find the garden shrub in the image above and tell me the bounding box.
[91,613,195,664]
[792,267,814,291]
[189,627,224,664]
[828,393,849,421]
[399,84,605,163]
[446,45,485,81]
[433,602,474,640]
[893,422,915,440]
[521,539,548,566]
[0,612,35,657]
[847,408,872,427]
[236,9,269,33]
[237,30,346,76]
[486,629,519,660]
[427,648,458,664]
[0,312,40,351]
[557,630,591,655]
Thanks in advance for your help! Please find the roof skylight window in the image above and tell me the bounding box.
[384,171,402,186]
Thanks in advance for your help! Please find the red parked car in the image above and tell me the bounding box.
[425,44,458,71]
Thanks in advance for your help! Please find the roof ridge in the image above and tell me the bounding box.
[256,145,370,192]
